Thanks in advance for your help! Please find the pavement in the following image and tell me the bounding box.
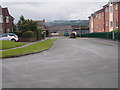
[2,38,118,88]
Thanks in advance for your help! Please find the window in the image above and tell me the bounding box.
[2,35,7,37]
[99,13,100,19]
[7,28,10,32]
[106,21,108,26]
[97,25,98,29]
[96,14,98,18]
[115,4,118,10]
[110,21,113,28]
[116,21,118,28]
[103,25,104,30]
[110,6,113,13]
[106,7,108,12]
[0,15,3,23]
[102,12,104,17]
[6,16,9,23]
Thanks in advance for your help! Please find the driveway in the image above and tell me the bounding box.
[2,38,118,88]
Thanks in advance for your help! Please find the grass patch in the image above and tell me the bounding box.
[56,37,68,39]
[0,39,55,58]
[0,40,25,50]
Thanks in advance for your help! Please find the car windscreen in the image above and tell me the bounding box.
[0,34,2,38]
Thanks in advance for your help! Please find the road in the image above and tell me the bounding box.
[2,38,118,88]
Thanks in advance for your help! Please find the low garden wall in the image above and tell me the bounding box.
[18,37,37,42]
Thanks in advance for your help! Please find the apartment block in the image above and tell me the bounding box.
[0,6,14,34]
[0,6,3,33]
[89,0,120,33]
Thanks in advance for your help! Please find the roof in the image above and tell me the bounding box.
[2,8,14,20]
[103,4,109,8]
[109,0,120,3]
[88,13,95,19]
[94,8,104,14]
[48,25,72,31]
[0,5,2,15]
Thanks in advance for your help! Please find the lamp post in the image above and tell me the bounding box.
[112,31,115,40]
[79,20,81,37]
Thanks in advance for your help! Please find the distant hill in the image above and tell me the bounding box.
[45,20,89,27]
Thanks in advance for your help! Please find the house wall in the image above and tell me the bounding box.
[113,3,119,30]
[93,10,105,32]
[48,25,72,36]
[89,16,94,33]
[118,2,120,29]
[0,6,3,33]
[104,6,110,32]
[109,3,114,31]
[89,1,120,33]
[2,8,14,33]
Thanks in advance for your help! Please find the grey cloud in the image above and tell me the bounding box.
[1,2,107,23]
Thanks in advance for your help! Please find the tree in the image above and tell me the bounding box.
[16,15,37,32]
[13,24,17,31]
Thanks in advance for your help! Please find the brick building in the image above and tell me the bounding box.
[89,0,120,33]
[119,2,120,29]
[0,6,14,33]
[35,19,46,29]
[103,4,109,32]
[48,25,72,36]
[0,6,2,33]
[71,25,89,34]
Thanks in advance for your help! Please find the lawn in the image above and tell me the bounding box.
[0,39,55,58]
[0,40,25,50]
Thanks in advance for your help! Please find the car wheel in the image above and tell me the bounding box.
[11,39,16,42]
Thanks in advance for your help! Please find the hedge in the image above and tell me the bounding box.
[10,31,23,38]
[80,31,120,40]
[21,31,36,38]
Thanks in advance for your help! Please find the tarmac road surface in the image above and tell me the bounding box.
[2,38,118,88]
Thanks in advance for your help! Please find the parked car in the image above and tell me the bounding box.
[0,33,18,42]
[69,33,77,38]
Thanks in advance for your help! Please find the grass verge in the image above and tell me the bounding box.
[0,40,25,50]
[0,39,55,58]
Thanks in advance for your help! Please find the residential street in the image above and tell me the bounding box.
[2,38,118,88]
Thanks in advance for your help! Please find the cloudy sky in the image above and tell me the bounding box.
[1,0,109,23]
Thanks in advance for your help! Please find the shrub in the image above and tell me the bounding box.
[36,29,42,40]
[10,31,23,38]
[21,31,36,38]
[41,34,45,39]
[80,31,120,40]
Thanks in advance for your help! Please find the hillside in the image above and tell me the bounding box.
[45,20,89,26]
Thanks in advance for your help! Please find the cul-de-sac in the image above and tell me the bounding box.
[0,0,119,89]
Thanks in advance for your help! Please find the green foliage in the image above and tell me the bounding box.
[36,27,42,40]
[10,31,23,38]
[113,30,120,40]
[41,34,45,39]
[1,39,55,58]
[80,31,120,40]
[21,31,36,38]
[13,24,17,31]
[0,40,25,50]
[16,15,37,32]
